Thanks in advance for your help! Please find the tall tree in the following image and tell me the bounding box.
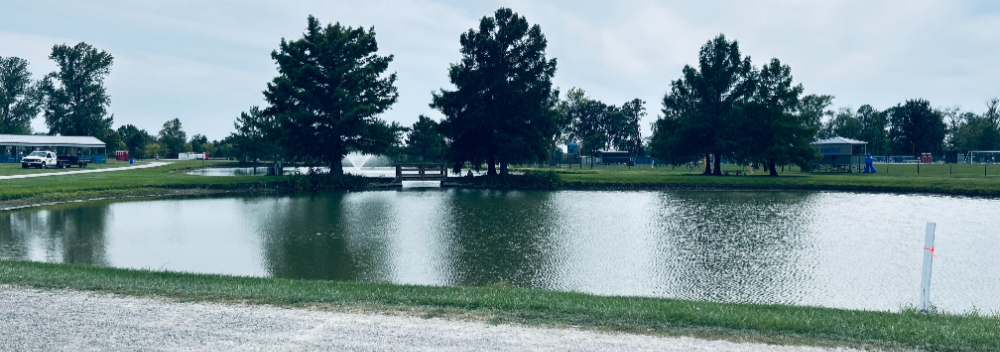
[189,134,209,153]
[857,104,889,155]
[158,118,187,158]
[39,43,114,139]
[264,15,403,175]
[232,106,279,164]
[655,34,753,175]
[405,115,444,162]
[740,58,816,176]
[0,56,42,134]
[821,107,864,140]
[614,99,646,155]
[798,94,835,133]
[564,88,644,156]
[117,124,152,158]
[432,8,558,175]
[888,99,946,156]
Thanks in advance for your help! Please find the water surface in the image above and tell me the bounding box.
[1,190,997,313]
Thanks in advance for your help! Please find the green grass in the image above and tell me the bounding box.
[0,160,279,205]
[0,159,146,176]
[514,163,1000,197]
[1,260,996,352]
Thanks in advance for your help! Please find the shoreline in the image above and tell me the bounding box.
[2,179,996,213]
[1,260,995,352]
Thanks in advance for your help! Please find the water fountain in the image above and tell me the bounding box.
[344,152,372,175]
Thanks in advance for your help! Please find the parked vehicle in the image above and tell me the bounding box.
[57,155,91,168]
[21,151,91,169]
[21,151,58,169]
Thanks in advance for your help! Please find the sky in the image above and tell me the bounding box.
[2,0,999,141]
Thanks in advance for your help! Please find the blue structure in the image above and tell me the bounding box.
[566,141,579,155]
[864,153,877,173]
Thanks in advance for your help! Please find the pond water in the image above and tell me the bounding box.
[1,190,997,314]
[186,167,485,178]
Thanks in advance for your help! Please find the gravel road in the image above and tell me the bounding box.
[0,286,867,352]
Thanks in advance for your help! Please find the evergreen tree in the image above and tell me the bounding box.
[264,15,403,175]
[405,115,444,162]
[654,35,753,175]
[888,99,946,156]
[740,58,816,176]
[432,8,558,175]
[40,43,114,139]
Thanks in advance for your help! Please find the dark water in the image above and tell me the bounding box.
[2,190,997,313]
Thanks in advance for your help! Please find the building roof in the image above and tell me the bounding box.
[0,134,106,148]
[811,136,868,146]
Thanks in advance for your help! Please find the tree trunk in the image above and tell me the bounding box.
[713,153,722,175]
[500,162,508,175]
[331,157,344,175]
[768,158,778,176]
[487,155,497,176]
[703,154,712,175]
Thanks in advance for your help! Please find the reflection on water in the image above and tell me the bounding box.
[1,190,998,313]
[185,167,486,178]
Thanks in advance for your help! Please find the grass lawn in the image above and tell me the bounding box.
[0,160,278,205]
[0,159,149,176]
[515,162,1000,197]
[1,260,996,352]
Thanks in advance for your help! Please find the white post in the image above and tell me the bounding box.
[920,222,936,313]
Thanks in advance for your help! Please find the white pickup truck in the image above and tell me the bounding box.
[20,151,91,169]
[20,151,58,169]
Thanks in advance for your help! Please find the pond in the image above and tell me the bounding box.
[1,190,997,314]
[186,167,485,178]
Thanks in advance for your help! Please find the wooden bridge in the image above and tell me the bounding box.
[395,163,448,181]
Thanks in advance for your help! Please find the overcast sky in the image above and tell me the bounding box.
[2,0,999,140]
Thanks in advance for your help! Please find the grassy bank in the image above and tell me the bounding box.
[0,160,280,206]
[1,260,996,352]
[513,163,1000,197]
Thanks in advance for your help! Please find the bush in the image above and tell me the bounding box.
[284,168,370,191]
[461,170,561,189]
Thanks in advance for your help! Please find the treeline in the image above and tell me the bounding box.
[230,9,646,175]
[817,99,1000,155]
[0,44,237,159]
[5,8,996,171]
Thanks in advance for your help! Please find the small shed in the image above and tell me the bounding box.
[0,134,107,163]
[600,151,630,165]
[810,137,867,173]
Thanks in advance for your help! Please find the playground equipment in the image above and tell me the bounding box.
[864,154,877,173]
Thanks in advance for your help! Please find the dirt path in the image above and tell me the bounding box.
[0,162,171,180]
[0,286,869,352]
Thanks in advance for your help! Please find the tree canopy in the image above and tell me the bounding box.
[0,56,42,134]
[654,34,756,175]
[158,118,187,158]
[40,42,114,139]
[432,8,558,175]
[264,15,404,175]
[405,115,445,162]
[888,99,946,156]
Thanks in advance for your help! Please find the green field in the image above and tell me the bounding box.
[511,162,1000,197]
[0,160,274,205]
[1,260,996,352]
[0,159,147,176]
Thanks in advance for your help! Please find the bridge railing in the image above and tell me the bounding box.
[396,163,447,179]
